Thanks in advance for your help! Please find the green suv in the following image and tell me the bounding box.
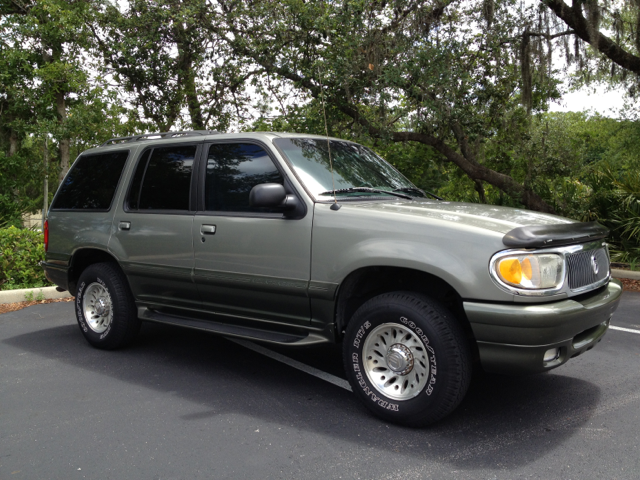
[42,131,622,426]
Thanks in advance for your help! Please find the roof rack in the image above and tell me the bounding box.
[101,130,221,146]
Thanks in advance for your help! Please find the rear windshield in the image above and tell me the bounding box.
[52,151,129,211]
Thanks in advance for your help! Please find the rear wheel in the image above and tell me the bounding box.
[343,292,471,427]
[75,262,140,349]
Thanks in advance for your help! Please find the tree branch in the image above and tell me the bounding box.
[542,0,640,74]
[500,29,575,46]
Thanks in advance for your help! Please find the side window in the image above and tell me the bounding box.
[127,145,196,211]
[205,143,284,212]
[52,151,129,210]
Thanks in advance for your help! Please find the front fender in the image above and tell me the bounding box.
[311,203,515,302]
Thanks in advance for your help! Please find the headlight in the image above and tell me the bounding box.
[491,252,564,292]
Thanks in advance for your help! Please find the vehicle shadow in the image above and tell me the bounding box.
[4,312,602,471]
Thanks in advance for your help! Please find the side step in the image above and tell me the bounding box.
[139,307,309,344]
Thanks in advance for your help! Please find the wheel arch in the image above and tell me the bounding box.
[68,248,123,296]
[334,266,478,356]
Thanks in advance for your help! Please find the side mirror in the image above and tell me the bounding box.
[249,183,287,208]
[249,183,301,213]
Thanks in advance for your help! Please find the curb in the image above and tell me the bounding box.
[611,268,640,280]
[0,286,72,305]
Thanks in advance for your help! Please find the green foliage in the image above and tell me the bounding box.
[24,290,46,302]
[0,227,51,290]
[93,0,250,132]
[578,169,640,267]
[480,112,640,264]
[0,0,144,226]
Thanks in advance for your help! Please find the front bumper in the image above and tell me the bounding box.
[464,279,622,374]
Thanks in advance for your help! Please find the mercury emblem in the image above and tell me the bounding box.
[591,254,599,275]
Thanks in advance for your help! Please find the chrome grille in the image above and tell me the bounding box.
[566,247,609,291]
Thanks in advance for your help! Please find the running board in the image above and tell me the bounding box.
[138,307,329,346]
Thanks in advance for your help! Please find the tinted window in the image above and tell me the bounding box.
[205,143,283,212]
[128,145,196,211]
[127,150,151,210]
[52,151,129,210]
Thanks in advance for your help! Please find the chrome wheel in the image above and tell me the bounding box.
[82,282,113,334]
[362,322,430,401]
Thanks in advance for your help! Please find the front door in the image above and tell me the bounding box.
[193,141,312,325]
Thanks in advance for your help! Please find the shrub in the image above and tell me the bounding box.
[0,227,51,290]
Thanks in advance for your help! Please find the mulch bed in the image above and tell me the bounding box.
[0,296,74,315]
[1,277,639,316]
[620,278,640,292]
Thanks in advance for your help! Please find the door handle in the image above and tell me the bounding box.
[119,221,131,231]
[201,224,216,235]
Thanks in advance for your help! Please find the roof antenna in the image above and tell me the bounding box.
[318,67,341,211]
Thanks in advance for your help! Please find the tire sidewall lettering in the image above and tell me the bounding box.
[351,322,403,412]
[352,320,371,348]
[95,277,112,339]
[99,322,112,339]
[399,316,437,395]
[351,352,400,411]
[76,281,88,333]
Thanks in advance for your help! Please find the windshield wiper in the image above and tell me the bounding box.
[393,187,443,201]
[318,187,412,200]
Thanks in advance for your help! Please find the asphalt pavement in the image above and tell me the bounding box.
[1,293,639,479]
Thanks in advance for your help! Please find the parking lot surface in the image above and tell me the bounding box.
[1,293,639,479]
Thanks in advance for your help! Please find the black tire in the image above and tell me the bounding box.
[75,262,141,350]
[343,292,471,427]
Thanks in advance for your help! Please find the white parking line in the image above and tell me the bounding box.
[226,337,353,392]
[610,325,640,335]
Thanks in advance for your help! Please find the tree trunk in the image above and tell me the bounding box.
[474,180,487,203]
[56,91,70,183]
[176,29,204,130]
[8,128,20,202]
[9,129,18,157]
[183,60,204,130]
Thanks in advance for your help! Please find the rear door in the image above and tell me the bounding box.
[192,141,312,326]
[109,142,201,310]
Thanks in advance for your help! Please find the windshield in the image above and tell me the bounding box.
[273,138,425,200]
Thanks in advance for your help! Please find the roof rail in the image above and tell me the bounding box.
[100,130,221,146]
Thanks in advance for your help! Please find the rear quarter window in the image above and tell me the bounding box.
[51,151,130,210]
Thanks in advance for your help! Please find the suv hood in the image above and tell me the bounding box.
[350,200,575,235]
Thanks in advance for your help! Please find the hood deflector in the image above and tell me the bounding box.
[502,221,609,248]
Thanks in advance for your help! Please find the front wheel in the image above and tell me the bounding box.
[343,292,471,427]
[75,262,141,350]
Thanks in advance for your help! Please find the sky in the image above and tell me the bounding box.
[550,85,627,117]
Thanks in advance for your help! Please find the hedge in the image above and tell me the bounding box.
[0,227,51,290]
